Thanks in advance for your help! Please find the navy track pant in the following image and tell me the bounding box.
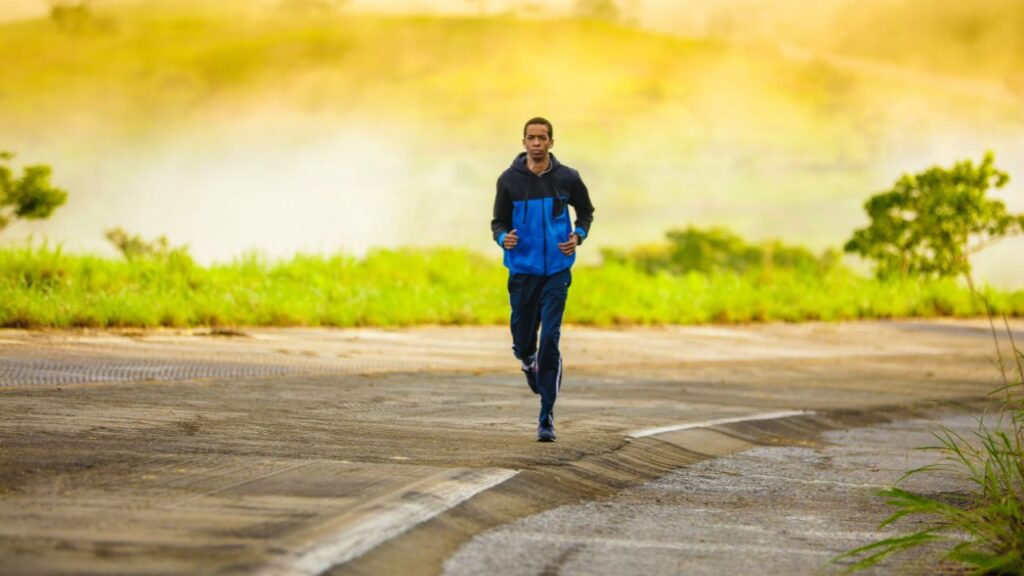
[508,268,571,426]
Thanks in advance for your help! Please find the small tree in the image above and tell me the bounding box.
[0,151,68,234]
[844,152,1024,279]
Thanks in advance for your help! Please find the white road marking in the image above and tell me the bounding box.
[628,410,813,438]
[262,467,518,576]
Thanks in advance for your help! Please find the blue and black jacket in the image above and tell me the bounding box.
[491,152,595,276]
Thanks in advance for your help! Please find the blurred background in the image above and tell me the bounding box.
[2,0,1022,285]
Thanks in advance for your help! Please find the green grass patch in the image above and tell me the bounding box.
[2,243,1021,329]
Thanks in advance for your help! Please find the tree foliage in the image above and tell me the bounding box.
[844,152,1024,279]
[602,226,837,275]
[0,152,68,234]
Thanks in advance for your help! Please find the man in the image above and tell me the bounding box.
[491,117,595,442]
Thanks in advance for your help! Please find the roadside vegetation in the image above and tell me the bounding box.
[2,236,1022,329]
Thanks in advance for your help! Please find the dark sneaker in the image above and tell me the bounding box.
[521,359,539,395]
[537,424,556,442]
[537,416,556,442]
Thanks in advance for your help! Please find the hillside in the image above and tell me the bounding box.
[0,6,795,136]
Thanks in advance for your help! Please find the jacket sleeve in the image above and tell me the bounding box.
[491,176,512,247]
[569,172,594,244]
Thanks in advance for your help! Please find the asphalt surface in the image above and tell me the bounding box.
[444,410,983,575]
[0,320,1018,575]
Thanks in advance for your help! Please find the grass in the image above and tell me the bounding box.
[2,242,1022,329]
[0,243,508,328]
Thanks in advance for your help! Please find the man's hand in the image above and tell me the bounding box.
[558,233,579,256]
[503,229,519,249]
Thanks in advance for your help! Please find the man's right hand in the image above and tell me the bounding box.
[503,229,519,249]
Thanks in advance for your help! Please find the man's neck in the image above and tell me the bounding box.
[527,155,550,176]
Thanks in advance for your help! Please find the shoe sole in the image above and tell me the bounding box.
[536,429,556,442]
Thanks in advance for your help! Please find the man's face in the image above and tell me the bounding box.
[523,124,553,161]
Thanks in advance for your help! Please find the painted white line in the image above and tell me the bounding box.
[628,410,813,438]
[262,467,518,576]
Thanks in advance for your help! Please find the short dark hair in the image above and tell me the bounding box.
[523,117,553,139]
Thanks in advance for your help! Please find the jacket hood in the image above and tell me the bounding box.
[510,152,562,175]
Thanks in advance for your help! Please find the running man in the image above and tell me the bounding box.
[491,117,595,442]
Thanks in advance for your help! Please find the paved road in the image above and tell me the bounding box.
[0,320,1018,574]
[444,409,982,575]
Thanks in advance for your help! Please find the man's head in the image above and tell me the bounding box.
[522,117,554,162]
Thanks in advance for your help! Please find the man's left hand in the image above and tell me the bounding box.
[558,233,579,256]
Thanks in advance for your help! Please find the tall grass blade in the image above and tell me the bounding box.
[831,530,944,571]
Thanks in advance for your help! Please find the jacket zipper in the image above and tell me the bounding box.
[539,172,547,276]
[538,163,554,276]
[524,159,554,276]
